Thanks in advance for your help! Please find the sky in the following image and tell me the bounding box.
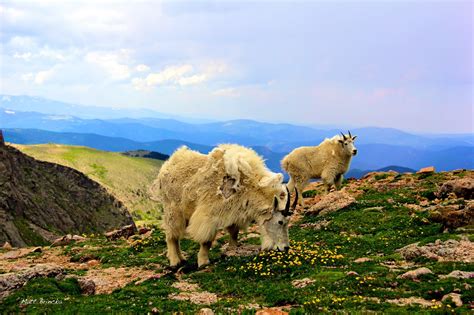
[0,0,472,133]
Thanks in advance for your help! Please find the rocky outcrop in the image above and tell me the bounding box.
[397,238,474,263]
[0,145,135,247]
[307,190,355,215]
[0,263,63,300]
[436,177,474,199]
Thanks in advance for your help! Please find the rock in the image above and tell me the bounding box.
[354,257,372,263]
[387,297,441,307]
[255,309,288,315]
[169,291,218,305]
[198,308,215,315]
[87,260,100,268]
[151,307,159,313]
[30,247,42,253]
[72,235,86,242]
[51,234,74,247]
[437,177,474,199]
[308,190,356,215]
[417,166,435,174]
[138,227,151,235]
[346,271,359,276]
[397,267,433,280]
[78,278,96,295]
[105,224,137,241]
[2,242,12,250]
[439,270,474,279]
[0,263,63,300]
[221,244,260,257]
[442,293,463,307]
[291,278,315,288]
[397,239,474,263]
[299,220,330,230]
[428,203,474,229]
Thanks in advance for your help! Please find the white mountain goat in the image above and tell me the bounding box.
[151,144,297,267]
[282,131,357,206]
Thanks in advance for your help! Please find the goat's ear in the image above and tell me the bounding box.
[220,175,237,198]
[352,135,357,140]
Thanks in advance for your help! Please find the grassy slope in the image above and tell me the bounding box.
[1,171,472,313]
[12,144,163,225]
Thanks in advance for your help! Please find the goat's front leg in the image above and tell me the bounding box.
[198,240,213,267]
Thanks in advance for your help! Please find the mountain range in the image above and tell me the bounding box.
[1,95,473,174]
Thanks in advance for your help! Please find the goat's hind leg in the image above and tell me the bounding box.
[226,224,239,248]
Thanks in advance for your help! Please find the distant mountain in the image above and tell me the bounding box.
[0,94,212,123]
[2,107,473,150]
[4,128,473,175]
[0,144,134,247]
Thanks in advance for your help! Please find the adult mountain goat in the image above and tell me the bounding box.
[282,132,357,206]
[152,144,297,267]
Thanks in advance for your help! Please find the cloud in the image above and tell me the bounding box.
[132,62,228,90]
[22,66,57,85]
[85,50,131,80]
[213,87,240,97]
[135,64,150,72]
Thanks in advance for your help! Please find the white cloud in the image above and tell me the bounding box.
[13,52,33,61]
[132,64,193,90]
[85,50,131,80]
[21,67,57,85]
[213,87,240,97]
[135,64,150,72]
[178,74,207,86]
[132,61,229,90]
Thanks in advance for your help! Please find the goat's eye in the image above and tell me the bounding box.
[278,220,284,225]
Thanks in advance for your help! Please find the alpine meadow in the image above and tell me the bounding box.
[0,1,472,314]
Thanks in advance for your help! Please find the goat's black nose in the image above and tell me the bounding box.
[353,149,358,155]
[284,246,290,251]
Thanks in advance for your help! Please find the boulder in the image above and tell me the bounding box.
[78,278,96,295]
[308,190,355,215]
[417,166,435,174]
[105,224,137,241]
[428,202,474,229]
[397,267,433,280]
[0,263,63,300]
[436,178,474,199]
[442,293,463,307]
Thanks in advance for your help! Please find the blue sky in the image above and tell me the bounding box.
[0,1,472,133]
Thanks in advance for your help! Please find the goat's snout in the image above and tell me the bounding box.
[284,246,290,252]
[352,149,358,156]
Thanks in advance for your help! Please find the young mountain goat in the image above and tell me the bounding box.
[282,132,357,206]
[151,144,297,267]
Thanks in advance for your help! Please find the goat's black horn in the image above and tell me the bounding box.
[340,132,346,140]
[348,130,352,138]
[284,186,291,212]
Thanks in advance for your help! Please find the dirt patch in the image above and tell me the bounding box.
[169,280,218,305]
[80,267,161,294]
[291,278,315,288]
[220,244,260,257]
[386,297,442,307]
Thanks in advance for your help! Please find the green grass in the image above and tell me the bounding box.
[1,171,472,313]
[13,144,164,225]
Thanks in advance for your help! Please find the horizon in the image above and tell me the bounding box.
[2,93,474,136]
[0,1,472,133]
